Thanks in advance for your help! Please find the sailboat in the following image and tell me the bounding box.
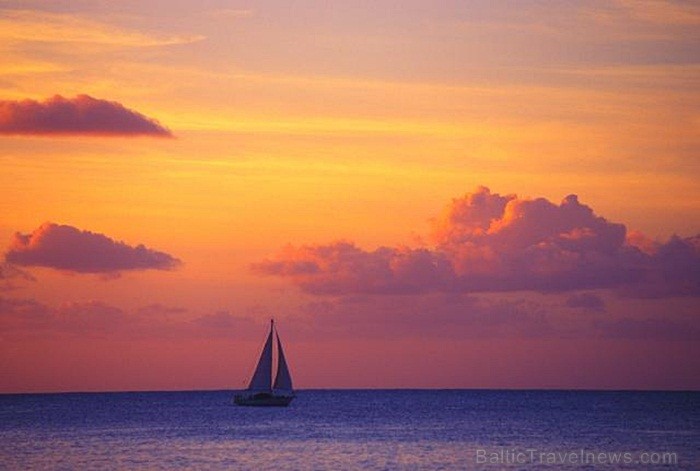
[234,319,295,407]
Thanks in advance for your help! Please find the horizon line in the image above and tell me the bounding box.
[2,387,698,396]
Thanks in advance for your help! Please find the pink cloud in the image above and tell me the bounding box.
[255,187,700,296]
[0,95,172,137]
[5,222,180,274]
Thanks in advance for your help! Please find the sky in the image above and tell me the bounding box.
[0,0,698,393]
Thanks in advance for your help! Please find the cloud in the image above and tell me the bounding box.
[292,294,555,339]
[0,262,35,291]
[0,297,262,340]
[281,293,698,342]
[0,297,51,330]
[252,242,452,295]
[2,293,697,343]
[591,316,700,341]
[56,300,128,333]
[613,0,700,26]
[204,8,254,20]
[255,186,700,297]
[5,222,180,274]
[565,292,606,312]
[0,9,204,47]
[0,95,172,137]
[190,311,261,338]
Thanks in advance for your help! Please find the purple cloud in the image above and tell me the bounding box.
[0,95,172,137]
[5,222,180,274]
[0,297,51,329]
[565,292,606,312]
[0,263,35,291]
[252,243,452,295]
[0,297,262,340]
[282,293,698,342]
[292,294,556,339]
[591,317,700,342]
[254,187,700,297]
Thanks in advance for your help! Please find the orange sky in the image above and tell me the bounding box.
[0,0,698,392]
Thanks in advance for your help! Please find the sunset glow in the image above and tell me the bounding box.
[1,0,698,392]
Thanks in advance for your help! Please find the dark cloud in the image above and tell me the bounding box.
[0,95,172,137]
[5,222,180,274]
[255,187,700,297]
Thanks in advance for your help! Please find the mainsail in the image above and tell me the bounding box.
[247,327,273,392]
[273,332,293,392]
[245,320,293,395]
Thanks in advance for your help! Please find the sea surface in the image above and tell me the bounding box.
[1,390,698,470]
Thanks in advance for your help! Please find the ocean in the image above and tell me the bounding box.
[1,390,698,469]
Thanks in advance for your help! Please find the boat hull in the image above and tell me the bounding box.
[233,392,295,407]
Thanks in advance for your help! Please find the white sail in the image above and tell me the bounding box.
[273,332,293,393]
[247,328,273,392]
